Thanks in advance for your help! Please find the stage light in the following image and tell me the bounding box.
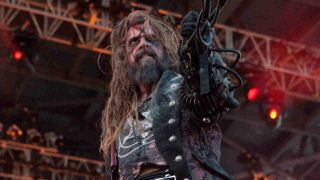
[12,50,24,61]
[27,128,43,145]
[44,132,64,148]
[9,29,38,72]
[260,103,283,128]
[247,87,261,101]
[6,124,23,140]
[268,108,279,120]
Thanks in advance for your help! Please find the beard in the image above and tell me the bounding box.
[126,51,170,85]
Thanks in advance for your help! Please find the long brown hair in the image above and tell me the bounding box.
[100,11,180,154]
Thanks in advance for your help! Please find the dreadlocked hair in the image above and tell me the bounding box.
[100,11,181,155]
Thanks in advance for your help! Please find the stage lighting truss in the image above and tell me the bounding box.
[0,139,106,179]
[0,0,318,102]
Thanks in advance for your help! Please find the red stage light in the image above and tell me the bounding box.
[268,108,279,120]
[13,50,23,61]
[247,87,261,101]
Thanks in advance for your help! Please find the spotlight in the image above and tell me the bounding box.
[44,132,64,148]
[26,128,43,145]
[268,107,279,120]
[266,104,282,121]
[247,88,285,128]
[6,124,23,140]
[260,102,283,128]
[247,87,261,102]
[9,29,39,72]
[12,49,24,61]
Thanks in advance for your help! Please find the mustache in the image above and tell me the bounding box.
[134,48,157,62]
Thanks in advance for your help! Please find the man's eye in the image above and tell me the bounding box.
[129,37,139,45]
[146,36,157,43]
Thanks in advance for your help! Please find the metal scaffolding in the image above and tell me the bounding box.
[0,0,319,102]
[0,139,105,180]
[214,23,320,102]
[225,105,320,179]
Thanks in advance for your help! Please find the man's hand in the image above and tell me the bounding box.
[180,11,216,56]
[180,11,199,40]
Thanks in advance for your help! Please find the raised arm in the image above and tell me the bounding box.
[179,0,243,125]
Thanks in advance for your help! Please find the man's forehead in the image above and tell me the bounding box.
[127,24,155,39]
[131,24,145,31]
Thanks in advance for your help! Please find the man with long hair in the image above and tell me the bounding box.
[101,7,239,179]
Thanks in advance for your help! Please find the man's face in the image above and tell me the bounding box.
[125,23,168,85]
[126,24,164,66]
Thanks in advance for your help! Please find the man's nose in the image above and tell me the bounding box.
[138,37,151,50]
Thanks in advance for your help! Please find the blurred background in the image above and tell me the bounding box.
[0,0,319,179]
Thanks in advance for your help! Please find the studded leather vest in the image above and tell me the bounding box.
[106,70,233,180]
[116,101,167,179]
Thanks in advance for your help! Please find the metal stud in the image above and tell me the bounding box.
[174,155,182,162]
[170,84,177,89]
[168,118,176,124]
[169,100,176,106]
[202,117,211,124]
[169,135,176,142]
